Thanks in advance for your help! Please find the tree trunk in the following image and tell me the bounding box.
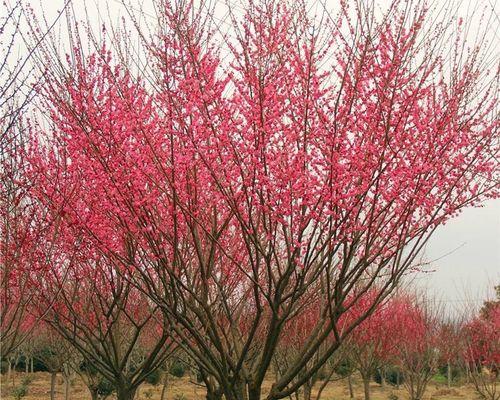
[7,360,12,387]
[64,370,71,400]
[31,357,34,373]
[225,377,249,400]
[25,358,29,373]
[89,387,99,400]
[411,386,424,400]
[302,382,312,400]
[347,375,354,399]
[50,371,57,400]
[380,368,385,387]
[237,380,250,400]
[204,376,222,400]
[116,386,137,400]
[200,369,222,400]
[206,389,223,400]
[447,361,452,388]
[160,372,168,400]
[363,375,371,400]
[248,383,261,400]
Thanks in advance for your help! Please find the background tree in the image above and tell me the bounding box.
[395,296,441,400]
[436,318,464,388]
[31,324,74,400]
[272,299,348,400]
[29,250,176,400]
[462,289,499,400]
[1,0,69,359]
[345,290,410,400]
[74,357,116,400]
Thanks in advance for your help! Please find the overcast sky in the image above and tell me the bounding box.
[3,0,499,312]
[417,199,499,313]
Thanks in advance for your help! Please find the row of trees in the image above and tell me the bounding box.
[3,287,499,400]
[1,0,498,399]
[346,290,499,400]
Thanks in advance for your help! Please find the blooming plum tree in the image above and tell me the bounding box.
[1,0,70,359]
[23,0,499,399]
[345,290,412,400]
[30,247,175,400]
[393,296,441,400]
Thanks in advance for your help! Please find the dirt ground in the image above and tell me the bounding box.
[0,372,481,400]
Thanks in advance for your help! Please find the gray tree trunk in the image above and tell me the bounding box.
[447,361,452,388]
[160,372,168,400]
[63,368,71,400]
[116,386,137,400]
[363,375,371,400]
[347,375,354,399]
[50,372,57,400]
[7,361,12,386]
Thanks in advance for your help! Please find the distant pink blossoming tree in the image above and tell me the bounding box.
[463,289,500,400]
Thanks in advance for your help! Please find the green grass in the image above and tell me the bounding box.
[433,374,447,384]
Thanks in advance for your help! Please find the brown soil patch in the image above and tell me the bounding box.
[0,372,481,400]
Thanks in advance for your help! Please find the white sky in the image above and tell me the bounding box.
[3,0,499,312]
[418,199,499,313]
